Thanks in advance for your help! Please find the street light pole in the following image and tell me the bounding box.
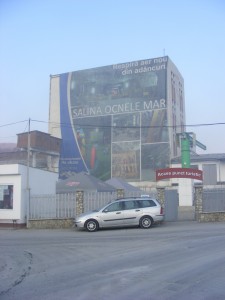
[26,118,31,228]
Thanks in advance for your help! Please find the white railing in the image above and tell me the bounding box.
[29,189,159,220]
[30,193,76,219]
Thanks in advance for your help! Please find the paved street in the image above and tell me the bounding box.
[1,221,225,300]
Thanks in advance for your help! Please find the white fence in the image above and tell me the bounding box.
[30,193,76,219]
[29,189,157,220]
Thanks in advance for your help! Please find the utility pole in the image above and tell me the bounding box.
[27,118,30,189]
[26,118,31,228]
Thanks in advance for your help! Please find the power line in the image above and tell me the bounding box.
[0,120,28,128]
[33,119,225,129]
[1,119,225,131]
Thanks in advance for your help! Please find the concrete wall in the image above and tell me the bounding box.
[28,218,74,229]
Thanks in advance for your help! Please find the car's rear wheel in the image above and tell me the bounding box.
[85,219,99,232]
[140,216,153,229]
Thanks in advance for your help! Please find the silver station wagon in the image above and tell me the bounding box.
[74,197,164,232]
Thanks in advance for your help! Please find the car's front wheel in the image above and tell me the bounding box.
[85,219,99,232]
[140,216,153,229]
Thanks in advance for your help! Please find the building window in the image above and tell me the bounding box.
[0,185,13,209]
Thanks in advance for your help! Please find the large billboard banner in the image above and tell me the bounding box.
[56,56,169,180]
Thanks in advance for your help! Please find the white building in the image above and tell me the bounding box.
[0,164,58,227]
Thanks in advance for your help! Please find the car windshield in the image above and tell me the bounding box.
[94,201,115,212]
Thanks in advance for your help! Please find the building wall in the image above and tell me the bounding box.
[49,75,61,139]
[219,162,225,182]
[0,171,22,221]
[27,165,58,194]
[167,58,185,158]
[196,161,225,183]
[49,56,185,182]
[0,164,58,225]
[17,131,61,152]
[19,165,58,224]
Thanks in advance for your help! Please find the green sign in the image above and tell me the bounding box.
[181,138,190,168]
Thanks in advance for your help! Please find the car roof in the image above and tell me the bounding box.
[115,197,156,202]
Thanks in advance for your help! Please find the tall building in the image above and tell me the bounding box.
[49,56,185,181]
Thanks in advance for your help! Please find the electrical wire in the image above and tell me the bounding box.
[31,119,225,129]
[0,119,225,132]
[0,120,28,128]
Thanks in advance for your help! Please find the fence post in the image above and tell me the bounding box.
[117,189,125,199]
[76,191,84,216]
[194,185,203,222]
[156,187,165,209]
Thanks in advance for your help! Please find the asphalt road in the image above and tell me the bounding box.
[0,221,225,300]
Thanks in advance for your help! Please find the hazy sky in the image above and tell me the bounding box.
[0,0,225,153]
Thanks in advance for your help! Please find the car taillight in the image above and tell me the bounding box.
[160,207,163,215]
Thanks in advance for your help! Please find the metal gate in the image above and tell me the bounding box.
[164,189,179,221]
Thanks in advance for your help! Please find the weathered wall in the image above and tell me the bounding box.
[28,218,74,229]
[198,212,225,222]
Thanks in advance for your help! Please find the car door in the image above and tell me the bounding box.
[98,201,124,227]
[123,200,143,225]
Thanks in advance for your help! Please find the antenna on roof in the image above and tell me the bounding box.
[163,48,166,56]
